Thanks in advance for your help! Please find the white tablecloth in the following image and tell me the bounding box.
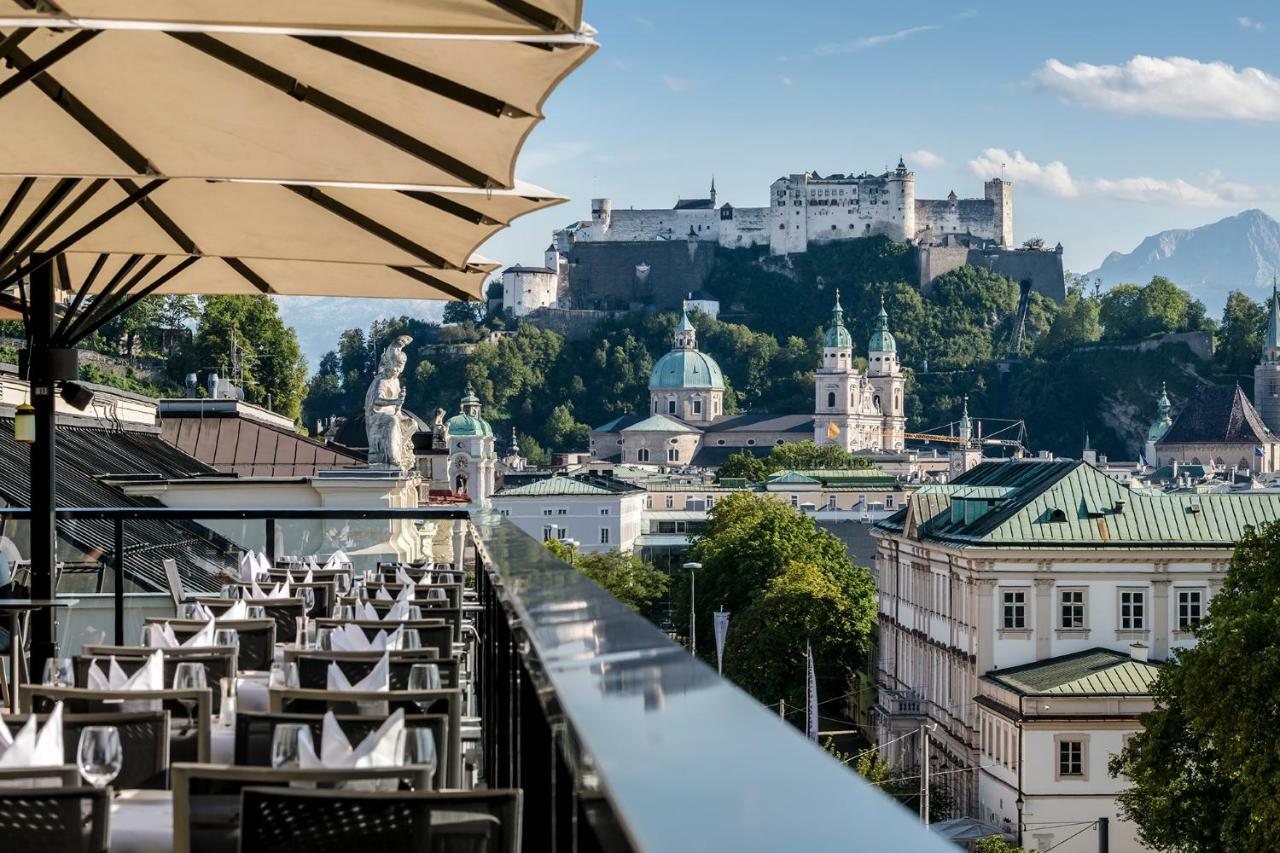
[110,790,173,853]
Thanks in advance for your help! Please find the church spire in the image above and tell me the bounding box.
[1267,277,1280,352]
[709,175,716,207]
[958,396,973,442]
[674,311,697,350]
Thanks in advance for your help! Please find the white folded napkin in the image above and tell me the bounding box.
[0,701,64,769]
[188,602,214,621]
[355,601,408,623]
[322,550,351,571]
[326,652,390,692]
[329,623,403,652]
[298,709,405,789]
[87,650,164,711]
[239,552,271,582]
[247,579,290,600]
[146,619,216,648]
[217,600,248,621]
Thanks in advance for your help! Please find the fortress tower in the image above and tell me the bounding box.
[984,178,1013,248]
[1255,283,1280,434]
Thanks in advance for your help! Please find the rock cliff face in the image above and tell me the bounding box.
[1089,209,1280,312]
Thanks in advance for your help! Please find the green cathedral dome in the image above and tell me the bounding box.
[649,349,725,390]
[868,300,896,353]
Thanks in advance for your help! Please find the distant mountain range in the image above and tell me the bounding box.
[1088,208,1280,312]
[275,296,445,371]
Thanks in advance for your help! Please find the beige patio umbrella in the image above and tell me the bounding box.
[0,3,595,188]
[0,1,597,667]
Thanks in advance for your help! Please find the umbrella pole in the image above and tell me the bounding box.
[26,256,69,679]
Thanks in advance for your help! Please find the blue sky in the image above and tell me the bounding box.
[480,0,1280,282]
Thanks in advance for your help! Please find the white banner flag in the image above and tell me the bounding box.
[805,640,819,743]
[713,608,730,675]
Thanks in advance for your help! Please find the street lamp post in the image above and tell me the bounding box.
[683,562,701,656]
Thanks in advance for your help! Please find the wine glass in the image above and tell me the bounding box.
[247,605,267,620]
[42,656,74,687]
[271,723,313,769]
[404,728,437,788]
[139,625,153,647]
[301,586,316,615]
[316,626,334,651]
[334,573,351,596]
[77,726,123,789]
[214,628,238,648]
[173,662,207,732]
[407,663,441,711]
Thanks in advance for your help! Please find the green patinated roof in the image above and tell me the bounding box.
[824,293,853,350]
[774,468,898,486]
[494,475,640,497]
[766,471,821,485]
[649,349,725,390]
[868,301,896,353]
[447,412,492,437]
[876,459,1280,547]
[621,414,698,433]
[983,648,1160,697]
[677,312,695,333]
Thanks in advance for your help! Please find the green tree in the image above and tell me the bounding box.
[543,403,589,451]
[1099,276,1212,342]
[171,295,307,420]
[1035,283,1100,358]
[542,542,669,618]
[683,493,876,707]
[766,440,874,473]
[717,450,767,482]
[1109,519,1280,850]
[442,301,484,325]
[973,837,1026,853]
[1215,290,1267,379]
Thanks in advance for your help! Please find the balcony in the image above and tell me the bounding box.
[1,505,952,851]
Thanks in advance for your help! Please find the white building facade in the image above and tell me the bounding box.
[491,475,647,554]
[870,459,1280,851]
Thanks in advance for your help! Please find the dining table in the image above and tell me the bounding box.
[0,597,79,711]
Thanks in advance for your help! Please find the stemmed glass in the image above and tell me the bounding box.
[334,573,351,597]
[408,663,441,712]
[271,723,313,769]
[77,726,123,789]
[42,657,74,687]
[173,662,207,733]
[247,605,267,620]
[301,586,316,616]
[404,728,437,788]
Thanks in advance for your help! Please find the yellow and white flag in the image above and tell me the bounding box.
[826,421,840,441]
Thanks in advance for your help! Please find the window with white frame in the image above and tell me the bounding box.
[667,448,680,462]
[556,508,568,516]
[599,507,610,515]
[665,495,674,509]
[667,400,676,415]
[1059,588,1086,629]
[542,508,552,516]
[706,495,715,508]
[636,448,650,463]
[693,399,702,415]
[645,496,653,509]
[1120,590,1146,630]
[599,528,609,544]
[1001,589,1026,630]
[885,495,894,508]
[1177,589,1204,630]
[1058,738,1084,777]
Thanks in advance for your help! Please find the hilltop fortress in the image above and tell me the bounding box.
[501,157,1064,318]
[575,158,1011,253]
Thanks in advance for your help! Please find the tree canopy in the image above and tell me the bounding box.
[1109,519,1280,851]
[717,441,874,481]
[1099,276,1212,341]
[682,493,876,709]
[543,540,669,620]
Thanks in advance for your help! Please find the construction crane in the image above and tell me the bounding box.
[896,417,1028,451]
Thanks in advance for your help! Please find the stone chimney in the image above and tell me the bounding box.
[1129,642,1149,663]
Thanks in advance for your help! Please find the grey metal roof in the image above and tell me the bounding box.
[982,648,1160,696]
[1158,384,1275,446]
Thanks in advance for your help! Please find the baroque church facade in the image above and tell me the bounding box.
[589,296,906,468]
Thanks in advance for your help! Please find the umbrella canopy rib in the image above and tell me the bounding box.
[0,26,96,99]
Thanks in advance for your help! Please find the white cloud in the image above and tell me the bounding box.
[1034,55,1280,121]
[1238,16,1265,31]
[780,75,793,86]
[632,15,655,30]
[662,74,692,92]
[809,25,939,57]
[967,148,1079,197]
[968,148,1277,207]
[904,149,944,169]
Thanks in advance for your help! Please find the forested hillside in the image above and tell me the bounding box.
[302,239,1267,463]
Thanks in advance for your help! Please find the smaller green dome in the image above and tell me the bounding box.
[649,350,725,390]
[448,412,493,438]
[824,292,853,350]
[868,299,896,353]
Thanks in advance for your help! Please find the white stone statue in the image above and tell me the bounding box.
[365,335,418,471]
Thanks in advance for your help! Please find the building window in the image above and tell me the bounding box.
[1057,738,1085,778]
[498,509,510,517]
[600,508,610,516]
[667,400,676,415]
[668,448,680,462]
[665,495,674,509]
[706,495,715,508]
[636,448,650,463]
[600,528,610,545]
[645,496,653,509]
[1059,589,1086,629]
[693,399,703,415]
[790,495,798,508]
[542,509,552,516]
[1177,589,1203,630]
[1120,590,1146,630]
[827,495,837,509]
[827,392,836,408]
[885,495,894,509]
[1002,590,1026,630]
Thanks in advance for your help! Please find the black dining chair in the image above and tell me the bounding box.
[1,710,170,789]
[0,787,110,853]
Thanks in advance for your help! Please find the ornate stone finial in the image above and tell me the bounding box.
[364,335,418,471]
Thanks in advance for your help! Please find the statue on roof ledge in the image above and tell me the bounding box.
[365,335,418,471]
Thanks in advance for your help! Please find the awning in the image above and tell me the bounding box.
[0,7,596,188]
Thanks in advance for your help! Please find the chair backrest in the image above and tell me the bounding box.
[23,686,212,763]
[75,646,237,711]
[232,711,448,788]
[266,687,461,788]
[291,651,459,692]
[315,619,453,658]
[0,765,79,786]
[240,787,522,853]
[163,558,186,609]
[171,763,435,853]
[148,618,275,671]
[2,710,170,789]
[0,786,109,853]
